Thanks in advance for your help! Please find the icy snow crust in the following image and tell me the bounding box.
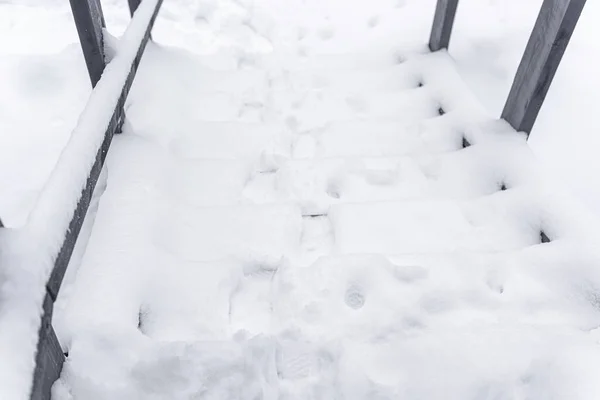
[2,0,600,399]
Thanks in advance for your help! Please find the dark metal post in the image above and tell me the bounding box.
[128,0,142,16]
[30,294,64,400]
[69,0,107,87]
[429,0,460,51]
[502,0,586,136]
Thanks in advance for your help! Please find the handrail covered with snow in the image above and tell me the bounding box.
[429,0,587,136]
[28,0,163,398]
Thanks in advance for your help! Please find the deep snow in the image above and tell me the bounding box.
[1,0,600,399]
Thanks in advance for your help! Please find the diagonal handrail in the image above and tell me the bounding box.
[26,0,163,398]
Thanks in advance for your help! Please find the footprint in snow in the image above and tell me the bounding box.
[297,46,309,58]
[393,264,429,283]
[326,179,342,199]
[285,115,300,131]
[367,16,380,28]
[363,167,398,186]
[485,269,505,295]
[345,285,366,310]
[242,256,282,278]
[317,27,335,41]
[297,26,308,40]
[194,0,217,23]
[276,343,314,379]
[345,94,368,113]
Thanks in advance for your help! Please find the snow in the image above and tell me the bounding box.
[449,0,600,213]
[0,0,159,398]
[1,0,600,399]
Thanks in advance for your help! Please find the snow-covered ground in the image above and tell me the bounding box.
[2,0,600,399]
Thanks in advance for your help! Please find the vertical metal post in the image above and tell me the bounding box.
[429,0,460,51]
[69,0,107,87]
[30,293,65,400]
[128,0,142,16]
[501,0,586,136]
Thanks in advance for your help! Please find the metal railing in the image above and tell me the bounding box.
[29,0,163,398]
[429,0,587,136]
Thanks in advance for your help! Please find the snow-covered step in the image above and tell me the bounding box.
[272,254,407,339]
[167,121,290,160]
[268,63,421,92]
[244,148,511,212]
[134,44,271,93]
[137,45,419,94]
[110,135,257,207]
[127,90,270,135]
[273,248,600,340]
[142,60,422,94]
[160,158,253,207]
[140,253,293,342]
[130,84,445,142]
[157,204,302,262]
[304,116,466,158]
[139,256,241,341]
[247,44,427,71]
[53,182,161,340]
[267,86,442,132]
[299,214,334,263]
[329,196,544,255]
[271,253,600,400]
[175,44,426,72]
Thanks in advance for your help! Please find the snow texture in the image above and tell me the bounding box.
[0,0,159,398]
[1,0,600,399]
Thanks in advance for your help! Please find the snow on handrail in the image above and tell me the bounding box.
[0,1,162,399]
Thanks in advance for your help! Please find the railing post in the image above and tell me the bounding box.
[501,0,586,136]
[69,0,107,87]
[429,0,459,51]
[30,293,64,400]
[128,0,142,16]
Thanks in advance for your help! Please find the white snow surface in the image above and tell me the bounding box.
[0,0,159,398]
[1,0,600,399]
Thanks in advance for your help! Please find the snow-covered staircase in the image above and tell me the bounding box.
[51,43,600,398]
[3,0,600,399]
